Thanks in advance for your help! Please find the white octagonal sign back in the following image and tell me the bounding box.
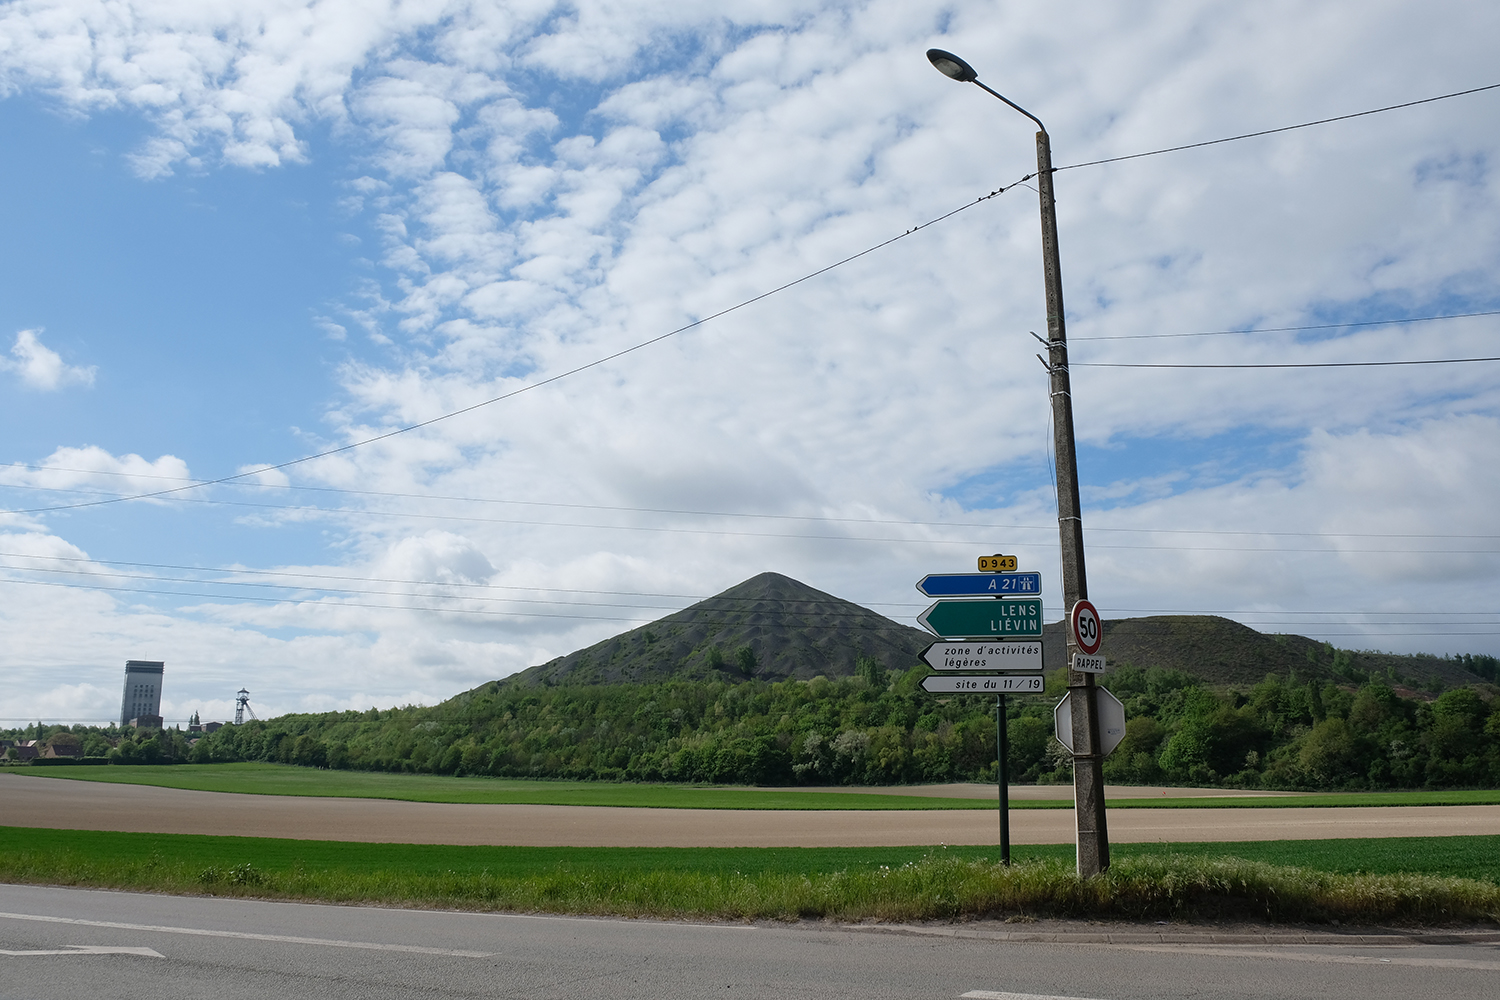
[1053,688,1126,757]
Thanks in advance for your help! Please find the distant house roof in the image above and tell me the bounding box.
[44,743,83,758]
[11,744,40,760]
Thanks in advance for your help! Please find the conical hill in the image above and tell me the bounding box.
[508,571,931,686]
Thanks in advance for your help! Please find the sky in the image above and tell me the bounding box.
[1,0,1498,727]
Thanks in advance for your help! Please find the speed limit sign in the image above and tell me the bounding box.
[1071,599,1103,655]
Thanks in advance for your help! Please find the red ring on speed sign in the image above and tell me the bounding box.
[1071,600,1103,655]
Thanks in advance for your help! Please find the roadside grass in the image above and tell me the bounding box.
[16,763,1500,810]
[3,827,1498,925]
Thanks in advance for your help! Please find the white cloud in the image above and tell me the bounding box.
[1,446,191,495]
[2,329,96,389]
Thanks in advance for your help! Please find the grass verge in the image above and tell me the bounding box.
[3,827,1498,925]
[16,764,1500,810]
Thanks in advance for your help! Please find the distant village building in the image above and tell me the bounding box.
[186,711,223,735]
[43,739,83,759]
[121,660,165,728]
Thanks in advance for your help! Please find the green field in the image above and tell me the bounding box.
[17,763,1500,810]
[15,764,990,809]
[6,827,1499,881]
[3,826,1498,924]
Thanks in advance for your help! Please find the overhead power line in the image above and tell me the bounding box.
[5,553,1499,616]
[5,478,1497,542]
[4,576,1497,640]
[1075,356,1500,370]
[1068,308,1500,342]
[8,556,1498,616]
[1056,82,1500,171]
[4,479,1499,548]
[3,177,1036,519]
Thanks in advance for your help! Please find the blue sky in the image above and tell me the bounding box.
[2,0,1498,725]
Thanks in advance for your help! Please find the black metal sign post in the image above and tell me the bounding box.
[997,692,1010,865]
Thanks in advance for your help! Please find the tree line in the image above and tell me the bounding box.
[13,650,1497,791]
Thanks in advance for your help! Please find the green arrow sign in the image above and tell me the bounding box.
[917,598,1043,638]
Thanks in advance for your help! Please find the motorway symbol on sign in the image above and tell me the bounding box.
[916,572,1042,597]
[1071,599,1103,655]
[922,674,1044,694]
[1053,687,1126,756]
[1072,652,1106,674]
[922,640,1043,672]
[917,598,1044,638]
[977,554,1018,572]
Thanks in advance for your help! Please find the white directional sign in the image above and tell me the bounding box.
[1053,688,1126,756]
[921,640,1043,672]
[921,674,1044,694]
[1071,652,1106,674]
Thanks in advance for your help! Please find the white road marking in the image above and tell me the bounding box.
[0,945,164,958]
[962,992,1108,1000]
[0,912,492,958]
[1110,944,1500,972]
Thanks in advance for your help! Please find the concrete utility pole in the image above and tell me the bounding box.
[927,48,1110,876]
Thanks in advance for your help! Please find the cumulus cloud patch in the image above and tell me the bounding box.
[2,330,96,390]
[2,446,191,495]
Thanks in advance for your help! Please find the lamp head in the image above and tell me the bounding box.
[926,48,978,83]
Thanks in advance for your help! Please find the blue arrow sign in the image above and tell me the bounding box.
[916,572,1042,597]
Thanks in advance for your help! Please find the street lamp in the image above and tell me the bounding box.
[926,47,1110,877]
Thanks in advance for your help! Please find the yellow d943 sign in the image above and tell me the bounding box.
[978,554,1017,572]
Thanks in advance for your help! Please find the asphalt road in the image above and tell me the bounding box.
[3,884,1499,1000]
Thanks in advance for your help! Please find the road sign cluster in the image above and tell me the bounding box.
[915,556,1046,696]
[914,559,1114,722]
[912,556,1121,875]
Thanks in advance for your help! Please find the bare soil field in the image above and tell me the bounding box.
[3,772,1494,847]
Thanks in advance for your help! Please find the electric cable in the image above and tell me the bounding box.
[1074,356,1500,369]
[1068,308,1500,342]
[7,472,1498,540]
[5,553,1499,619]
[1055,82,1500,172]
[3,178,1034,519]
[3,576,1496,639]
